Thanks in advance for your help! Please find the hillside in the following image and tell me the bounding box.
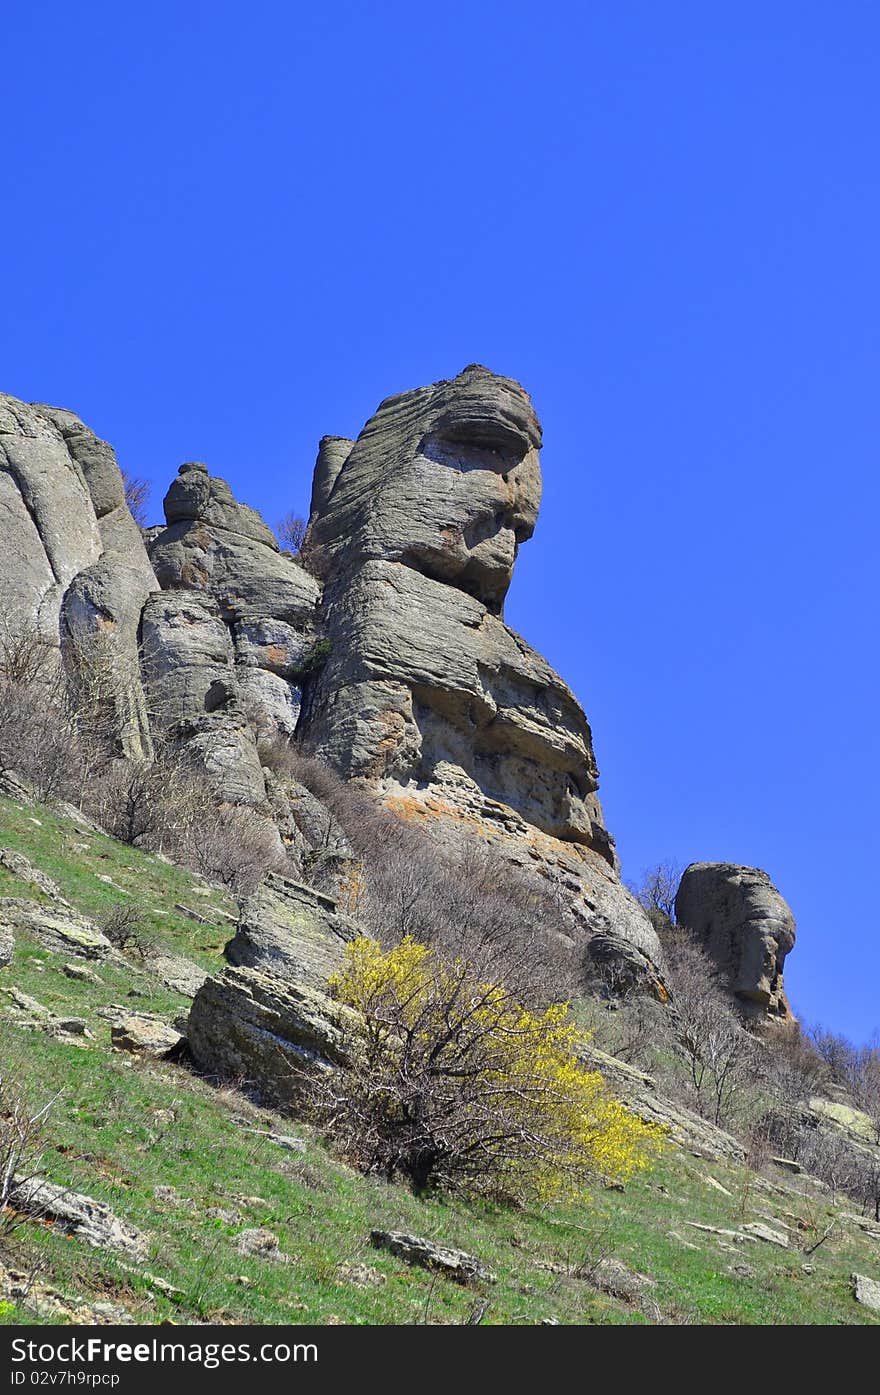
[1,795,878,1327]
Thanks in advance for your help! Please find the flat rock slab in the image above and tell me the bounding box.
[370,1229,496,1285]
[742,1221,789,1248]
[234,1228,291,1262]
[702,1175,734,1197]
[1,1261,131,1325]
[10,1177,147,1260]
[584,1257,656,1302]
[146,950,210,999]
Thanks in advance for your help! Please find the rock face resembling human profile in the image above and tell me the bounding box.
[299,365,666,989]
[675,862,797,1022]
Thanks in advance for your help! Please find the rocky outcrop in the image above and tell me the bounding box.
[299,365,664,987]
[147,461,320,744]
[674,863,796,1022]
[369,1230,496,1285]
[187,871,362,1102]
[0,395,157,759]
[580,1043,745,1161]
[110,1013,183,1056]
[1,370,667,989]
[0,848,70,905]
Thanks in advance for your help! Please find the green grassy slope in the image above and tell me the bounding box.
[1,796,878,1326]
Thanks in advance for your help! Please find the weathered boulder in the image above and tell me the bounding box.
[144,948,208,999]
[0,1260,133,1324]
[110,1014,183,1056]
[187,964,360,1107]
[0,927,12,968]
[234,1227,291,1262]
[852,1273,880,1314]
[140,590,267,807]
[299,365,664,986]
[0,848,69,905]
[674,863,796,1021]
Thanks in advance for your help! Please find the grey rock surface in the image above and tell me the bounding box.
[0,848,70,905]
[225,874,360,991]
[852,1273,880,1314]
[675,863,796,1021]
[147,461,319,749]
[9,1176,147,1259]
[187,964,360,1108]
[140,590,268,806]
[110,1014,183,1055]
[0,898,113,959]
[0,394,157,760]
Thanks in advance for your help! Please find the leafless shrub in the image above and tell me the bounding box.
[628,860,683,935]
[98,904,156,961]
[578,992,668,1071]
[0,1076,56,1237]
[86,751,199,851]
[804,1024,880,1145]
[0,622,84,802]
[658,930,762,1129]
[764,1022,829,1108]
[188,805,284,906]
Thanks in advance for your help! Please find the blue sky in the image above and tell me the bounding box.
[3,3,878,1038]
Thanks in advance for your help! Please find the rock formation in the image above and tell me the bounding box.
[0,395,156,758]
[299,365,664,988]
[674,862,796,1022]
[143,461,321,810]
[0,369,669,988]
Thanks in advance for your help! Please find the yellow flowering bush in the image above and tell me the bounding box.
[325,936,663,1200]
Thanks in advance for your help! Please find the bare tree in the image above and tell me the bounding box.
[663,931,761,1128]
[188,804,284,906]
[0,1076,56,1237]
[122,470,151,528]
[628,860,683,935]
[276,512,308,553]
